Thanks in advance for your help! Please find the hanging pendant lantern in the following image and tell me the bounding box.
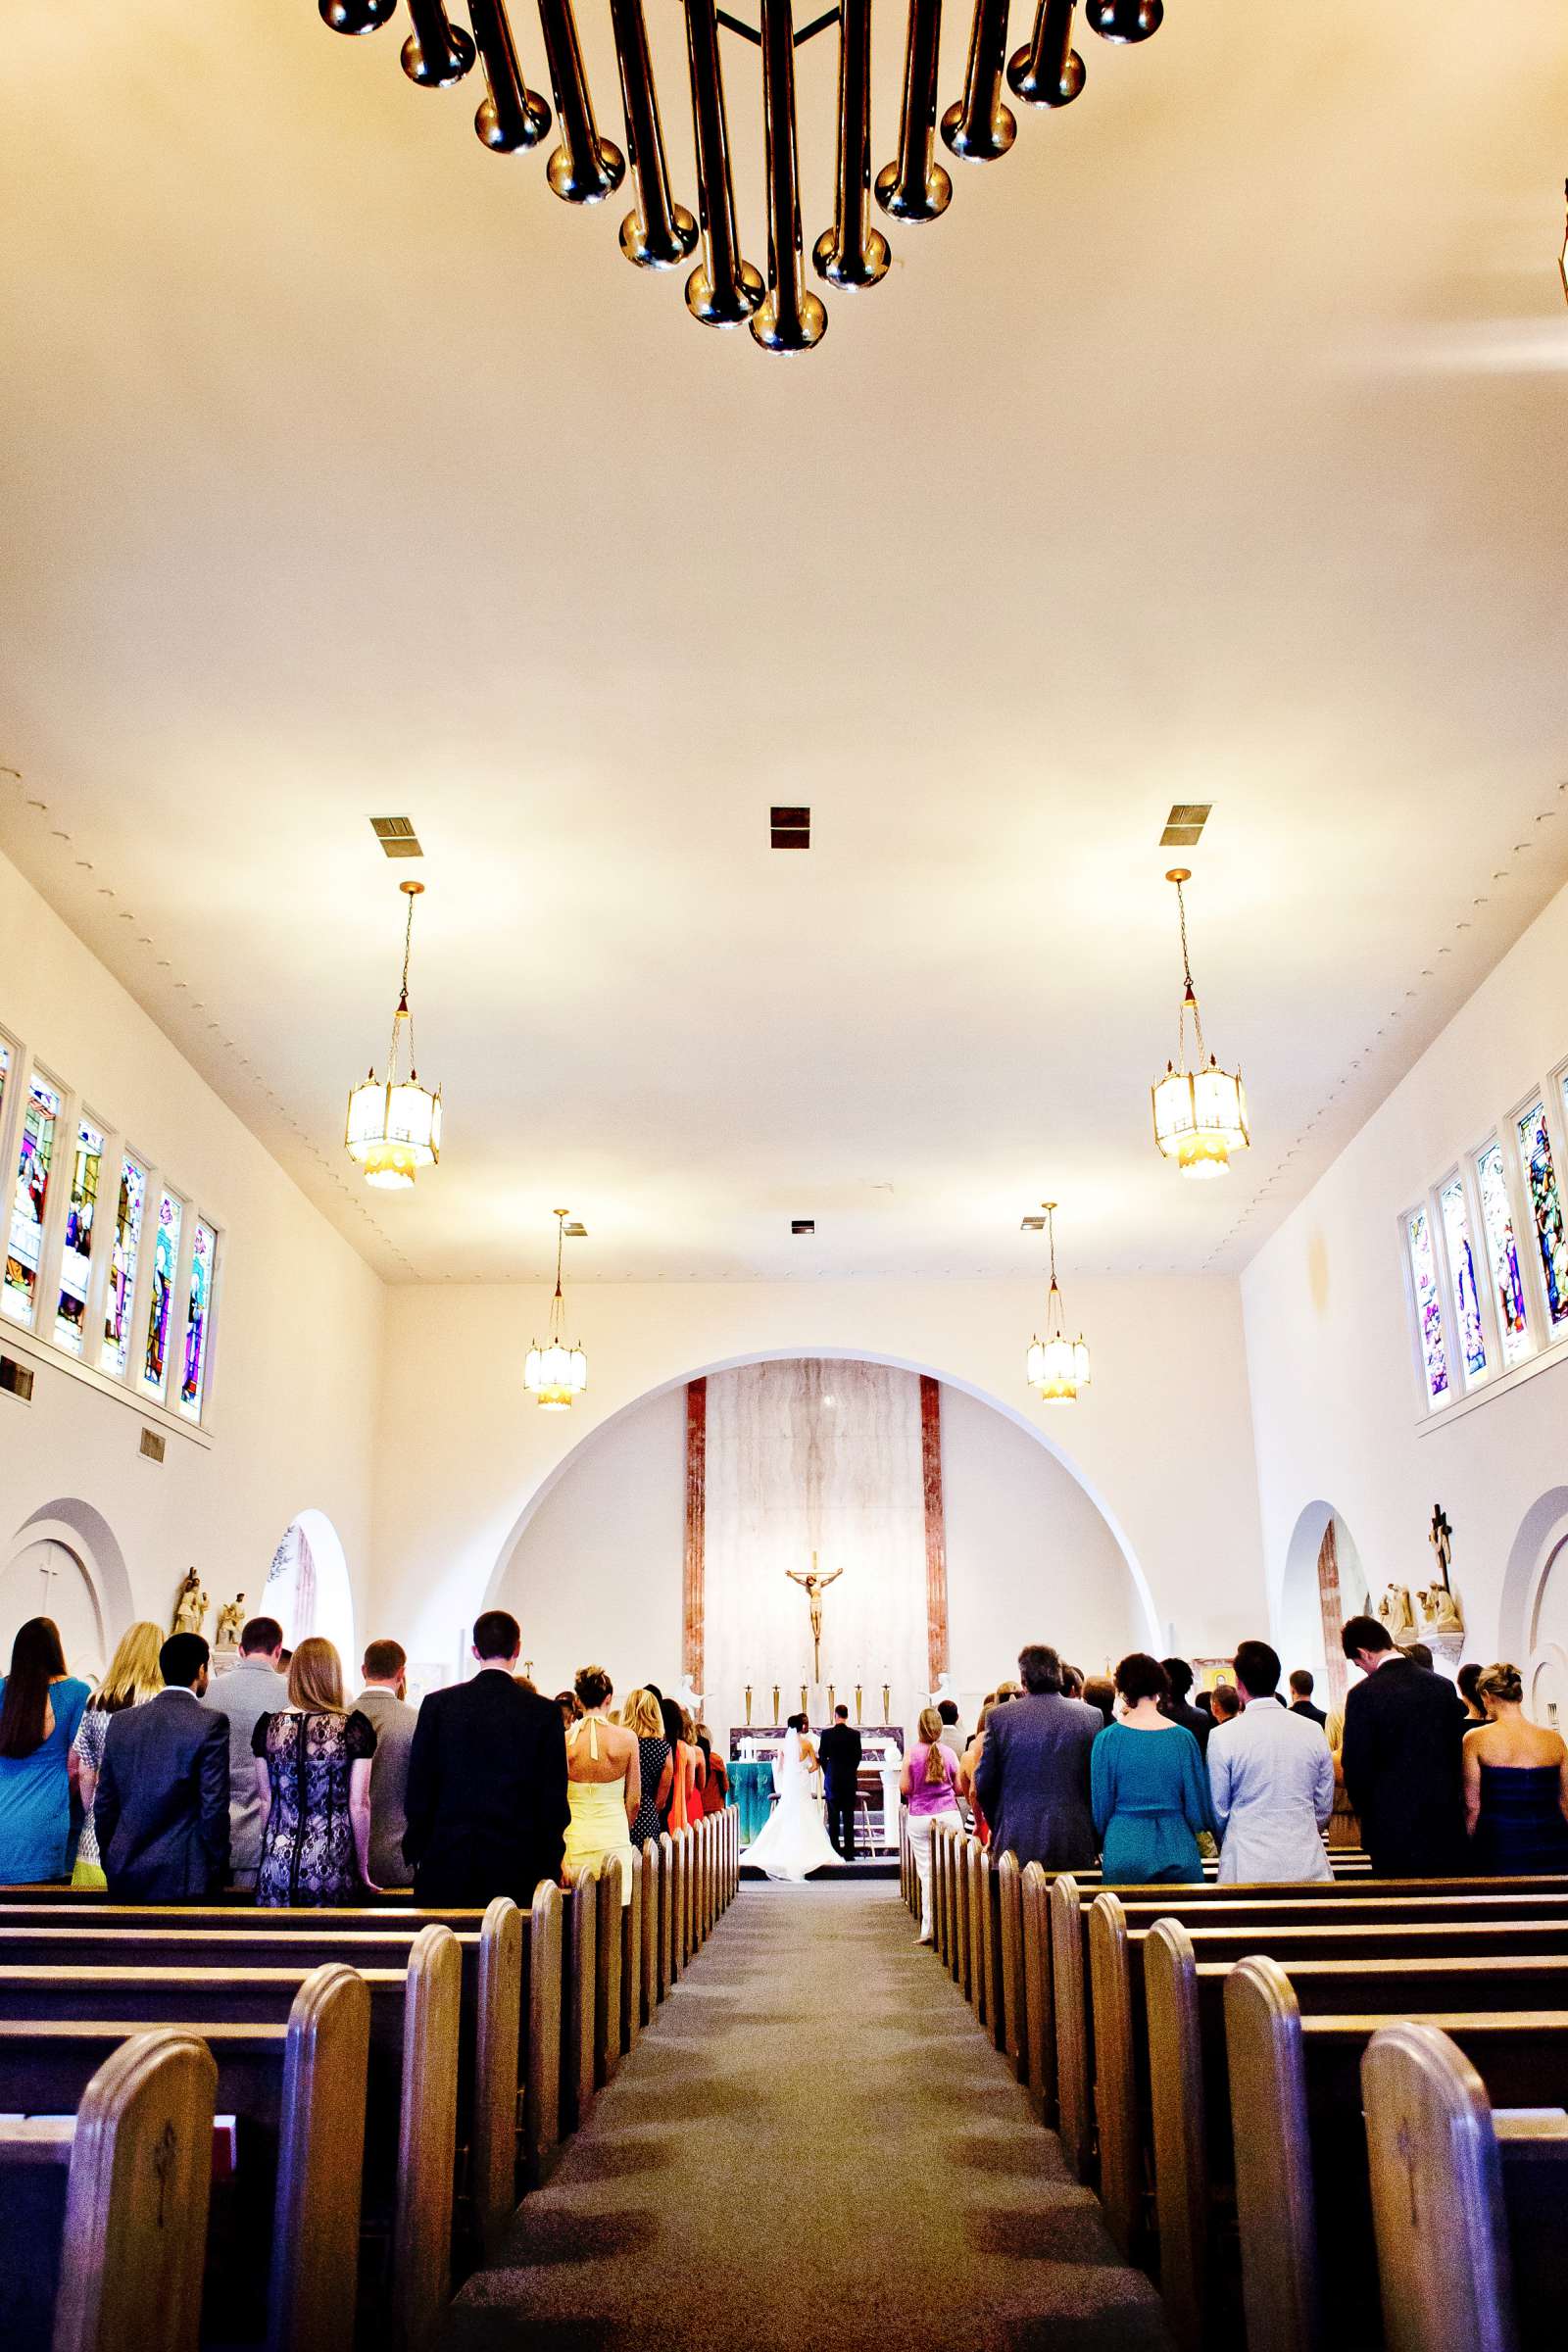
[1151,867,1249,1179]
[524,1208,589,1409]
[345,880,443,1191]
[1026,1201,1091,1400]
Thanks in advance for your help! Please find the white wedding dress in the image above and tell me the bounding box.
[747,1734,841,1883]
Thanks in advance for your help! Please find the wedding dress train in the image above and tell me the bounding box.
[747,1732,841,1883]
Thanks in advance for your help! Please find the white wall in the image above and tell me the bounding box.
[0,852,384,1668]
[1244,877,1568,1687]
[377,1278,1260,1671]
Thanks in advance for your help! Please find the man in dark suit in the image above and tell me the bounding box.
[972,1643,1102,1870]
[1340,1613,1466,1876]
[1159,1656,1212,1754]
[96,1632,230,1900]
[1288,1669,1328,1728]
[817,1705,862,1861]
[403,1609,569,1905]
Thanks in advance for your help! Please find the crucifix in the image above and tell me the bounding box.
[37,1554,62,1611]
[1429,1505,1453,1593]
[785,1552,843,1684]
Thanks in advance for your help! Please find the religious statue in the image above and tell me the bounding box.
[1429,1504,1454,1592]
[214,1593,246,1650]
[785,1554,844,1684]
[1376,1584,1417,1643]
[172,1567,208,1637]
[1418,1585,1465,1638]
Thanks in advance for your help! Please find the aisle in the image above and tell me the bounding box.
[447,1882,1170,2351]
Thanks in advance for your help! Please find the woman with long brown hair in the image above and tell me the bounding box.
[0,1616,92,1884]
[69,1620,164,1889]
[252,1635,376,1905]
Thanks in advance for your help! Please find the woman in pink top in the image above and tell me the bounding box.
[901,1705,962,1944]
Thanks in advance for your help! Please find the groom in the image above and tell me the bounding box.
[818,1704,862,1862]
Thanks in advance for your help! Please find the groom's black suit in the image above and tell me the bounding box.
[817,1721,863,1861]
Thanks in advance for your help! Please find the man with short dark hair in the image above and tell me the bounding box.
[202,1612,288,1887]
[354,1638,416,1890]
[1341,1613,1465,1876]
[972,1644,1102,1870]
[1207,1639,1333,1883]
[817,1704,862,1862]
[96,1634,230,1900]
[1287,1669,1327,1728]
[1160,1656,1212,1753]
[403,1610,568,1904]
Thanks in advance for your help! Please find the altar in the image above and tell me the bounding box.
[729,1725,906,1853]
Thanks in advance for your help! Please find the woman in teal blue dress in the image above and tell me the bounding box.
[0,1617,92,1884]
[1092,1652,1214,1884]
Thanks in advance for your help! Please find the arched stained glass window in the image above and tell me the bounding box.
[1517,1101,1568,1334]
[101,1153,147,1379]
[1438,1176,1487,1388]
[4,1073,63,1327]
[55,1116,105,1356]
[1475,1140,1530,1369]
[1406,1204,1448,1405]
[178,1219,216,1424]
[140,1189,182,1401]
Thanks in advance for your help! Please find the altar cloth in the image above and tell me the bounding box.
[730,1758,775,1844]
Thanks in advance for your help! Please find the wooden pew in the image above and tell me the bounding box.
[561,1865,597,2137]
[592,1854,626,2089]
[0,1964,368,2352]
[658,1832,675,1996]
[1152,1932,1568,2352]
[0,1929,460,2352]
[639,1839,661,2030]
[1,2028,218,2352]
[1362,2017,1568,2352]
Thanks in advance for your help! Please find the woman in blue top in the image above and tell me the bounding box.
[1092,1651,1214,1885]
[0,1617,92,1883]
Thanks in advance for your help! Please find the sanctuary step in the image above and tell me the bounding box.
[739,1857,899,1883]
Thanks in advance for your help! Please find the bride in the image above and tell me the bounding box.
[747,1713,842,1882]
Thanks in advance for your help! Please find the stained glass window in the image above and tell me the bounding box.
[101,1153,147,1379]
[140,1189,182,1400]
[1407,1204,1448,1404]
[0,1040,10,1137]
[178,1219,216,1423]
[54,1116,105,1356]
[1438,1176,1487,1387]
[1475,1141,1530,1369]
[3,1074,64,1326]
[1516,1101,1568,1334]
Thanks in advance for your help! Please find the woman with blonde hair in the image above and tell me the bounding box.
[69,1621,164,1889]
[901,1704,962,1943]
[564,1665,641,1906]
[252,1635,377,1905]
[1463,1662,1568,1874]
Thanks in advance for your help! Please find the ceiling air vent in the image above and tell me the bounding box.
[0,1354,34,1402]
[139,1427,167,1464]
[771,806,810,850]
[1019,1214,1047,1232]
[1159,802,1212,849]
[369,816,423,858]
[564,1221,588,1238]
[791,1218,815,1235]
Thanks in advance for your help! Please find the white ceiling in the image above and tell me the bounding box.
[2,1,1566,1286]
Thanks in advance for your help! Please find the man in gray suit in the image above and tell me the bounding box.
[96,1633,230,1900]
[353,1638,417,1890]
[972,1642,1102,1869]
[203,1612,289,1887]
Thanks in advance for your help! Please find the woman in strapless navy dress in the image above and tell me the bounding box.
[1462,1661,1568,1875]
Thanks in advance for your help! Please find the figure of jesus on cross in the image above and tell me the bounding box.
[785,1552,843,1685]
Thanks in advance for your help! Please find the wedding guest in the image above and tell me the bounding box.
[957,1696,999,1844]
[557,1690,583,1730]
[1209,1684,1241,1726]
[0,1617,92,1884]
[1083,1676,1116,1728]
[202,1614,288,1889]
[1457,1662,1491,1731]
[564,1665,639,1905]
[1462,1663,1568,1873]
[403,1611,568,1905]
[352,1638,416,1891]
[659,1697,690,1831]
[1406,1642,1436,1671]
[937,1695,964,1749]
[972,1643,1101,1871]
[70,1620,164,1889]
[1341,1613,1465,1876]
[253,1637,376,1905]
[1092,1654,1213,1883]
[96,1633,230,1899]
[1061,1664,1086,1700]
[1207,1640,1333,1883]
[683,1709,708,1824]
[626,1688,672,1847]
[698,1727,730,1812]
[1287,1670,1328,1729]
[1159,1657,1212,1753]
[901,1705,962,1943]
[1323,1699,1361,1853]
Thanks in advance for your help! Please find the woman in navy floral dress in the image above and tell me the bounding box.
[252,1637,376,1905]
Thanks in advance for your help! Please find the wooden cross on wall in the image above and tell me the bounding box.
[1429,1505,1453,1592]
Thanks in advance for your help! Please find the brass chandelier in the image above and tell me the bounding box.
[311,0,1165,354]
[1150,867,1249,1180]
[1025,1200,1091,1401]
[524,1207,590,1407]
[345,879,444,1190]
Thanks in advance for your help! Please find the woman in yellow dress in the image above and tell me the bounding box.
[564,1665,641,1906]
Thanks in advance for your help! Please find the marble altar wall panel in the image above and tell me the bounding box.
[704,1358,928,1734]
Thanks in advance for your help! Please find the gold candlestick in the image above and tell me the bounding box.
[828,1683,836,1716]
[744,1684,753,1726]
[882,1682,890,1723]
[855,1683,863,1725]
[771,1684,780,1723]
[800,1683,808,1718]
